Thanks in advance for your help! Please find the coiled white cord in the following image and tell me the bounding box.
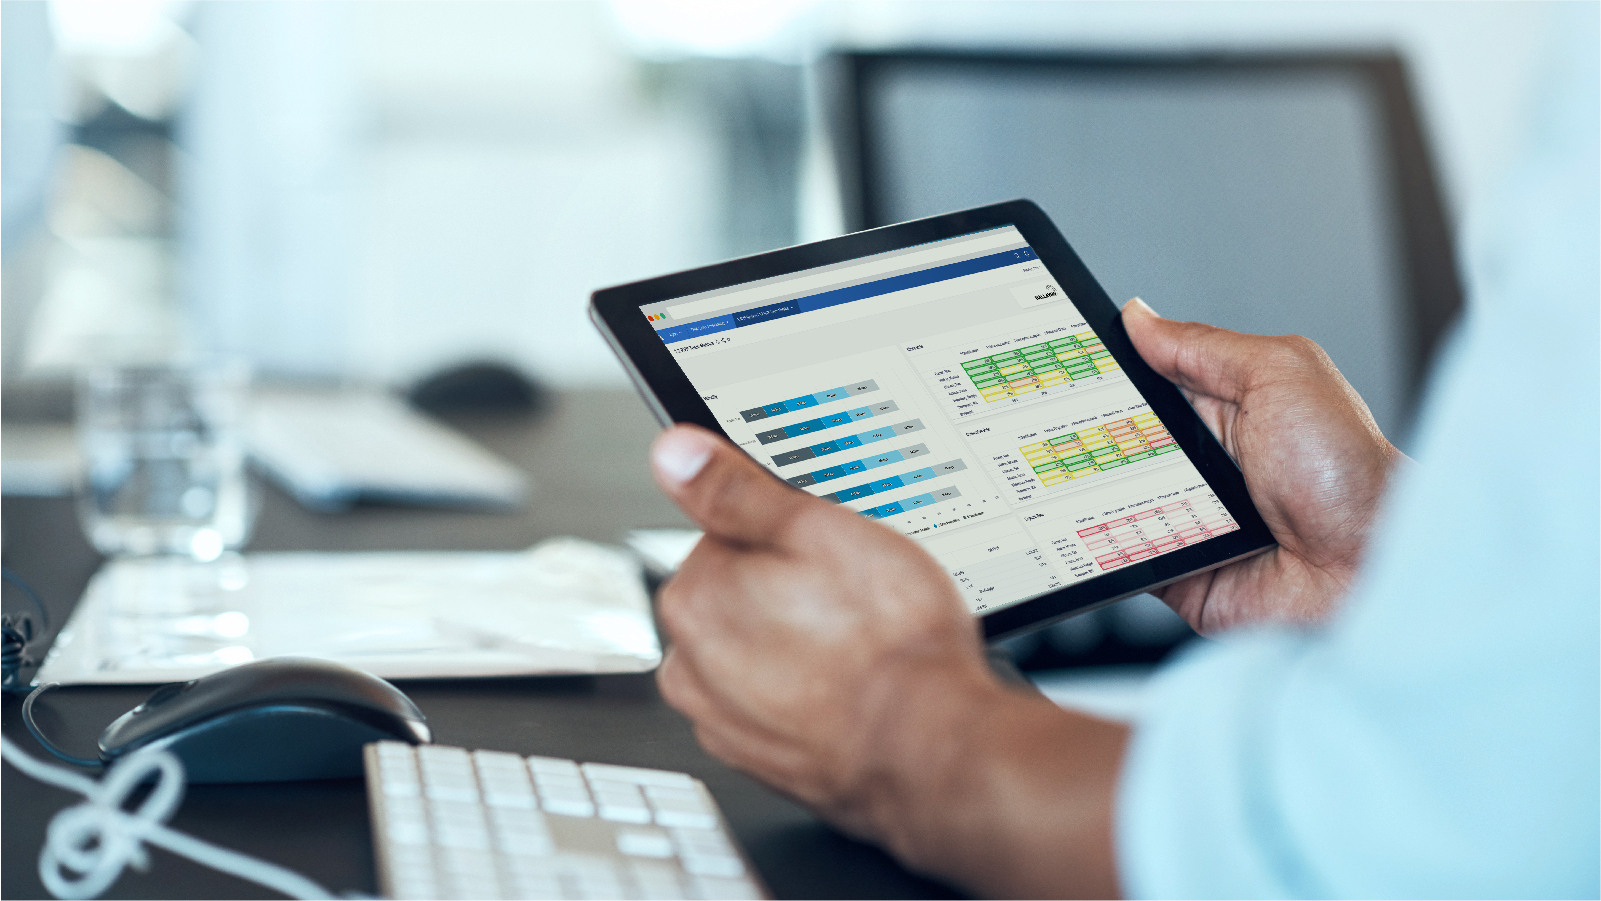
[1,735,334,900]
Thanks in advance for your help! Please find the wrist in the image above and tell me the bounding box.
[854,656,1128,897]
[855,657,1016,869]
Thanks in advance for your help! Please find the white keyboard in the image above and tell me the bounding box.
[248,389,528,511]
[364,742,767,900]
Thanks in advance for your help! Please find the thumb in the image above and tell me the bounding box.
[1122,297,1265,403]
[650,424,818,547]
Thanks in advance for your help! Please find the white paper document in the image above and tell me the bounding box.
[37,538,661,685]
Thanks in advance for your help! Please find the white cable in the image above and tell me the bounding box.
[1,735,335,900]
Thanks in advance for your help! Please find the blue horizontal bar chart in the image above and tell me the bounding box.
[784,444,929,488]
[754,400,900,445]
[739,380,878,422]
[818,459,968,503]
[771,420,926,467]
[862,485,963,519]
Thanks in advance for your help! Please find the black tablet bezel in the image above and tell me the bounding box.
[591,199,1275,640]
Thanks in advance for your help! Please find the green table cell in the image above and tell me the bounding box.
[1047,434,1082,446]
[991,351,1021,362]
[1065,459,1097,472]
[971,374,1005,388]
[1031,361,1064,374]
[1098,458,1129,470]
[1050,338,1081,348]
[1155,444,1180,454]
[1123,450,1156,462]
[1032,461,1063,474]
[1090,445,1121,458]
[962,360,996,372]
[1059,452,1094,467]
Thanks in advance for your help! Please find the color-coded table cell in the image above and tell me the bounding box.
[1076,497,1238,572]
[754,400,899,445]
[861,485,963,519]
[817,459,967,503]
[1020,412,1177,487]
[784,444,930,488]
[771,420,927,467]
[961,331,1121,403]
[740,380,879,422]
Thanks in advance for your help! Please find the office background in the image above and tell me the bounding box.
[1,0,1560,674]
[3,1,1553,388]
[0,3,1586,898]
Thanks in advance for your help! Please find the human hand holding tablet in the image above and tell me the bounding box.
[592,199,1276,638]
[599,199,1406,897]
[1119,299,1406,633]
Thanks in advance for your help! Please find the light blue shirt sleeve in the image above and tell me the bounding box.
[1116,13,1600,899]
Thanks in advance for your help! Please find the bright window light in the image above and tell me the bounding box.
[47,0,189,56]
[607,0,816,59]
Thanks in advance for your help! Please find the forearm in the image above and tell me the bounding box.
[864,672,1129,899]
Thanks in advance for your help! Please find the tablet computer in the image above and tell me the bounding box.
[591,200,1274,639]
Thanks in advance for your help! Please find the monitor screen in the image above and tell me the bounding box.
[845,56,1441,441]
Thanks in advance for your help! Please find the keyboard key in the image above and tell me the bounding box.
[534,767,596,817]
[675,827,745,878]
[682,854,746,878]
[475,750,538,808]
[507,856,565,898]
[527,756,583,777]
[692,874,762,900]
[489,807,555,857]
[672,827,736,856]
[582,762,697,789]
[591,779,653,823]
[562,856,626,900]
[647,785,718,829]
[616,827,675,858]
[629,860,689,900]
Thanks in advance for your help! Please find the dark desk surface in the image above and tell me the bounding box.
[1,389,959,900]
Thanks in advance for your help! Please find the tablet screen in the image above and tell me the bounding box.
[638,225,1239,615]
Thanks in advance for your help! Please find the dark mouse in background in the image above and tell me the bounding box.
[98,657,429,783]
[409,360,546,416]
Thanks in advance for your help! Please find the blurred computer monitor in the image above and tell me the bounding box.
[825,51,1463,667]
[827,51,1462,444]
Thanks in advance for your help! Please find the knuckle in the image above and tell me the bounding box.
[655,581,698,643]
[656,655,691,708]
[1275,334,1327,366]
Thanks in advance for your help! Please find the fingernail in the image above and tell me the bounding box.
[653,427,714,487]
[1126,297,1160,318]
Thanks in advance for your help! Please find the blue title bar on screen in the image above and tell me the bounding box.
[653,246,1036,345]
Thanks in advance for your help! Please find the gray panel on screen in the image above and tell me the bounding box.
[862,66,1408,437]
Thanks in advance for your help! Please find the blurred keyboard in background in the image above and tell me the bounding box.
[246,389,529,513]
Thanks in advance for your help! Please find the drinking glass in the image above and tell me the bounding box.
[76,360,256,561]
